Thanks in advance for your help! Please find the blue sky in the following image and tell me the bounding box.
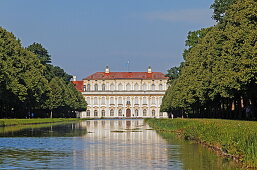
[0,0,215,79]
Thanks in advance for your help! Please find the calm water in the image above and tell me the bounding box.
[0,119,240,169]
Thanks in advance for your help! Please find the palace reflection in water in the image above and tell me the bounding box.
[73,119,179,169]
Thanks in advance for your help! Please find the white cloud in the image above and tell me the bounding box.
[144,9,214,24]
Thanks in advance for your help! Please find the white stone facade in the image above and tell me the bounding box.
[78,67,168,118]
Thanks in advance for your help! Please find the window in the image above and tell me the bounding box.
[94,97,98,105]
[159,112,163,117]
[101,97,105,105]
[118,97,122,104]
[126,83,131,91]
[94,84,98,91]
[102,84,106,91]
[151,84,155,91]
[110,97,114,104]
[118,109,122,116]
[126,97,130,105]
[143,109,147,116]
[134,83,139,91]
[94,110,98,117]
[118,83,123,91]
[142,83,147,91]
[159,97,163,105]
[86,110,90,116]
[110,84,115,91]
[152,110,156,117]
[110,109,114,116]
[101,110,105,117]
[83,85,86,91]
[143,97,147,105]
[151,97,156,105]
[86,97,90,104]
[135,97,139,104]
[135,109,139,116]
[159,84,163,91]
[87,84,90,91]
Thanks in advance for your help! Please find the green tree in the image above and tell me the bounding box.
[0,27,49,117]
[210,0,236,22]
[27,42,51,65]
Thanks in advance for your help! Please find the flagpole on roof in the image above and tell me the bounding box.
[127,60,130,72]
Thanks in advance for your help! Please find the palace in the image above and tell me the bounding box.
[72,66,168,118]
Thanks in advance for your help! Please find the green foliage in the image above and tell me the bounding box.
[210,0,236,22]
[145,118,257,167]
[163,0,257,120]
[0,27,86,118]
[27,42,51,64]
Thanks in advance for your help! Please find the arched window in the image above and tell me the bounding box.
[151,84,155,91]
[101,97,105,105]
[110,84,115,91]
[126,83,131,91]
[94,110,98,117]
[102,84,106,91]
[101,110,105,117]
[142,83,147,91]
[143,109,147,116]
[86,110,90,116]
[135,109,139,116]
[118,97,122,104]
[135,97,139,104]
[110,109,114,116]
[87,84,91,91]
[134,83,139,91]
[83,85,86,91]
[152,110,156,117]
[110,97,114,104]
[94,97,98,105]
[118,83,123,91]
[159,84,163,91]
[143,97,147,104]
[94,84,98,91]
[118,109,122,116]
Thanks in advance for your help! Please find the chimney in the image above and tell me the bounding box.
[72,76,77,81]
[147,66,152,73]
[105,66,110,73]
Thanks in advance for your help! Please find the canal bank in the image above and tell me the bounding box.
[145,118,257,168]
[0,118,90,127]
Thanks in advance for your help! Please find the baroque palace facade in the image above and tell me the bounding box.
[73,66,168,118]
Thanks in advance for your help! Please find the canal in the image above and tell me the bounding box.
[0,119,240,169]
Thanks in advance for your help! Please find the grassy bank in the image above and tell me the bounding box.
[145,118,257,168]
[0,118,87,127]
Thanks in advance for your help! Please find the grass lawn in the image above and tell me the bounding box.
[145,118,257,168]
[0,118,88,127]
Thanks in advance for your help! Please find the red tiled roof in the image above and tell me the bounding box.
[83,72,168,80]
[71,81,84,92]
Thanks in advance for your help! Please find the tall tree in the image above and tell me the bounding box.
[27,43,51,65]
[210,0,236,22]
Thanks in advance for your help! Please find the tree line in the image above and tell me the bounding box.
[0,27,87,118]
[161,0,257,120]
